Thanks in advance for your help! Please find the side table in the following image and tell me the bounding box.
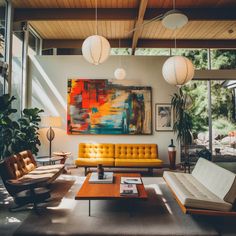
[52,151,71,164]
[179,162,195,173]
[53,152,72,173]
[36,156,64,165]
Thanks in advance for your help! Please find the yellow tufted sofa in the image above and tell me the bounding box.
[75,143,163,174]
[115,144,162,167]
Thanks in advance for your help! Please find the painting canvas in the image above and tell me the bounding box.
[67,79,152,135]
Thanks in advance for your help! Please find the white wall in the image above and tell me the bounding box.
[28,55,179,164]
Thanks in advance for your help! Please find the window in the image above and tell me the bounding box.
[182,81,210,161]
[183,79,236,162]
[0,0,7,96]
[211,49,236,70]
[0,0,7,61]
[110,48,131,55]
[135,48,170,56]
[172,49,208,70]
[11,33,23,119]
[211,80,236,159]
[28,28,42,56]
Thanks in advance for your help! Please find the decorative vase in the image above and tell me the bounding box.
[97,164,104,179]
[168,139,176,170]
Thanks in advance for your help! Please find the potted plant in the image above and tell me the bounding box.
[14,107,44,155]
[0,94,19,160]
[171,88,193,164]
[0,94,43,160]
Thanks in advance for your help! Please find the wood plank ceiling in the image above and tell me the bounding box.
[12,0,236,54]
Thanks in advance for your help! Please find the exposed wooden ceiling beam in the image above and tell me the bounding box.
[145,8,236,21]
[43,39,236,50]
[138,39,236,48]
[131,0,148,55]
[43,39,132,49]
[14,8,236,22]
[14,8,137,22]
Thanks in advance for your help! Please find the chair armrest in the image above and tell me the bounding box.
[6,177,49,189]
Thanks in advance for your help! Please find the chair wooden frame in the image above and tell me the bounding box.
[163,176,236,217]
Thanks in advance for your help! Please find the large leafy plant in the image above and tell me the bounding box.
[14,108,43,155]
[0,94,43,160]
[0,94,19,159]
[171,88,193,163]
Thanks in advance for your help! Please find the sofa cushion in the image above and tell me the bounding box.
[115,159,163,167]
[75,158,114,167]
[79,143,114,159]
[164,171,232,212]
[192,158,236,204]
[115,144,158,159]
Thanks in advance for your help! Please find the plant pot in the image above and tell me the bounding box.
[168,150,176,170]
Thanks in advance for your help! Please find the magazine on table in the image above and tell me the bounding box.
[120,177,142,184]
[120,184,138,197]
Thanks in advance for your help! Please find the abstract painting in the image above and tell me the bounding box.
[67,79,152,135]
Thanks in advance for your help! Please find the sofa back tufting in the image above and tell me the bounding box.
[79,143,114,159]
[115,144,158,159]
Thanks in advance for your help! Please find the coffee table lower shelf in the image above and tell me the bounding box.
[75,173,148,216]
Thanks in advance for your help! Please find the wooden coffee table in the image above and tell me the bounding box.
[75,173,148,216]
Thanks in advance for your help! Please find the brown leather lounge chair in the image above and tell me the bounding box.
[0,150,64,212]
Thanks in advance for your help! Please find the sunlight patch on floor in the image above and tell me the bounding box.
[5,217,21,223]
[145,183,173,215]
[47,198,77,211]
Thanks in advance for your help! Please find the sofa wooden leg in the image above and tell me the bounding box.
[84,167,87,176]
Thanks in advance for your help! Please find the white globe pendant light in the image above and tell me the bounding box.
[82,35,110,65]
[162,56,194,87]
[82,0,110,65]
[114,39,126,80]
[114,68,126,80]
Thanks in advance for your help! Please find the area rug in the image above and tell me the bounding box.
[14,176,221,236]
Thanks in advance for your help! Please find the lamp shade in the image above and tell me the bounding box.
[82,35,111,65]
[114,68,126,80]
[162,10,188,30]
[41,116,62,128]
[162,56,194,86]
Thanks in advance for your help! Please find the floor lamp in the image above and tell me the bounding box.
[41,116,62,160]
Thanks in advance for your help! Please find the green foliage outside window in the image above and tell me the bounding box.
[180,49,236,138]
[183,81,236,138]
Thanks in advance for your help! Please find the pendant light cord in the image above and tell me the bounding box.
[174,0,177,53]
[119,38,122,67]
[174,28,177,54]
[95,0,98,35]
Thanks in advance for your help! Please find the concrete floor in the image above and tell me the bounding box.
[0,166,164,236]
[0,166,235,236]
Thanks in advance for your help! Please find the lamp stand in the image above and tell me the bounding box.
[46,127,55,162]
